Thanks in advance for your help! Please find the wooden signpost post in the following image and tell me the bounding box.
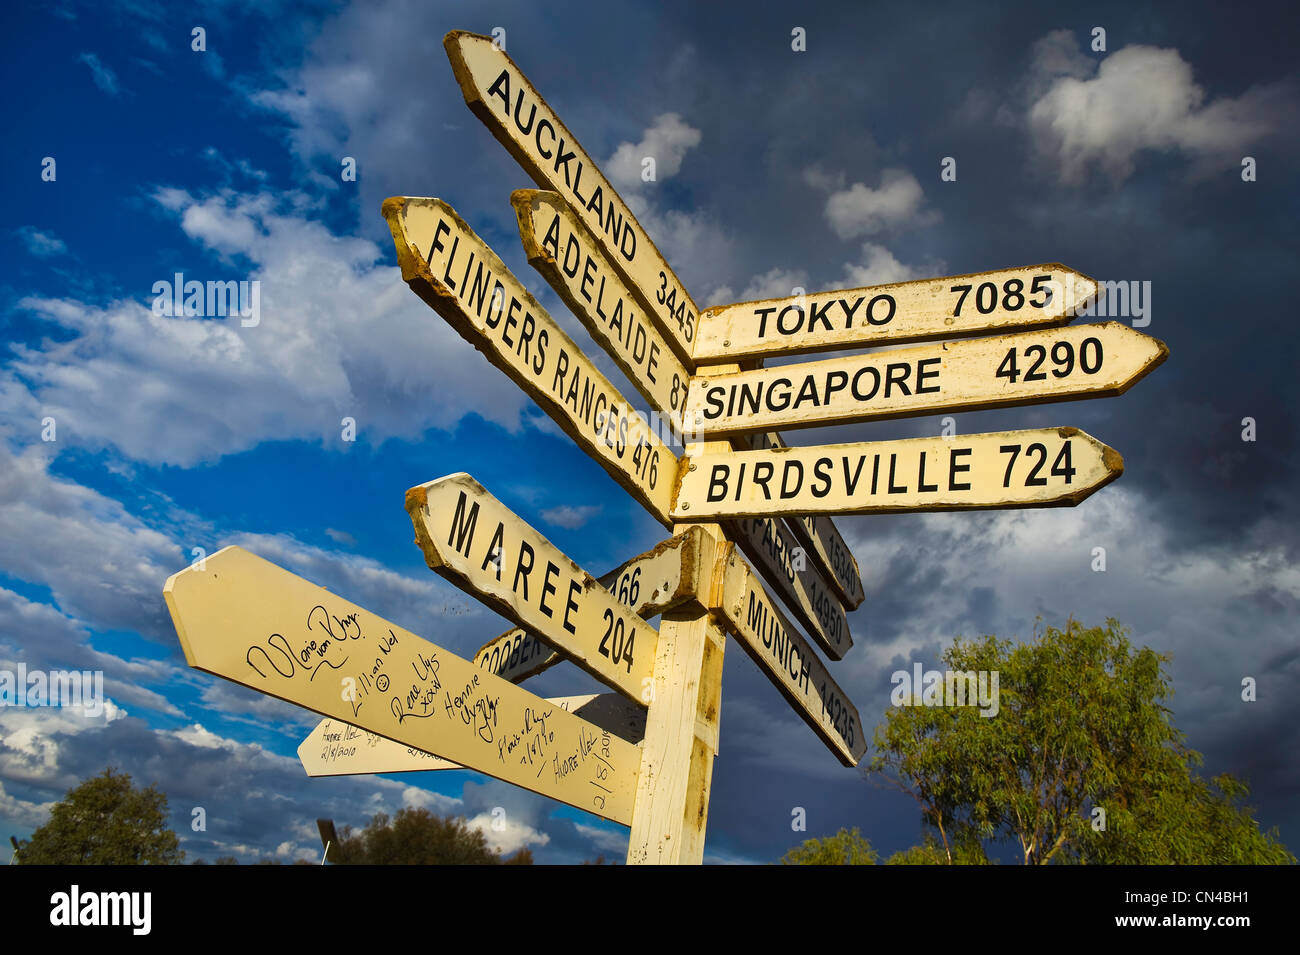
[162,29,1168,865]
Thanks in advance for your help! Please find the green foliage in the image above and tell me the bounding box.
[780,827,876,865]
[885,836,988,865]
[870,619,1294,864]
[329,807,532,865]
[17,767,183,865]
[1078,772,1294,865]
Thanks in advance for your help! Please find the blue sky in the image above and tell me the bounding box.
[1,0,1297,863]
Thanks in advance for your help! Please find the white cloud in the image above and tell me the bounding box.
[0,442,473,656]
[801,165,846,193]
[0,779,55,830]
[539,504,602,530]
[0,709,464,862]
[620,191,741,304]
[324,527,356,547]
[197,680,320,729]
[0,702,126,787]
[78,52,121,96]
[15,227,66,258]
[706,235,935,307]
[398,784,461,815]
[2,187,535,469]
[570,822,630,858]
[817,168,937,239]
[739,267,809,303]
[607,113,702,189]
[840,243,926,288]
[465,809,551,856]
[0,587,182,716]
[1028,33,1295,183]
[0,444,184,641]
[703,285,735,307]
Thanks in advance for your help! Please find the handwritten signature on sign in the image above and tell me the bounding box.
[242,603,499,751]
[242,603,620,815]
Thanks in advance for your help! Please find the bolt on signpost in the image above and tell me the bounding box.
[162,29,1167,865]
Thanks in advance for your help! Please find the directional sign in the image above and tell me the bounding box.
[725,515,852,661]
[713,546,865,766]
[302,717,462,775]
[675,427,1122,519]
[406,473,658,703]
[300,694,648,777]
[513,189,692,420]
[787,513,864,609]
[743,431,864,608]
[685,322,1167,437]
[694,264,1098,362]
[444,31,700,365]
[384,196,678,525]
[164,546,641,825]
[476,527,707,683]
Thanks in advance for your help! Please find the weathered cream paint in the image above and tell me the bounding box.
[742,431,864,607]
[674,427,1122,519]
[445,31,699,365]
[406,473,657,703]
[513,190,692,420]
[694,264,1097,361]
[164,546,640,825]
[299,694,648,776]
[725,514,852,661]
[684,322,1168,437]
[383,196,678,525]
[475,527,706,684]
[626,375,734,865]
[713,546,865,766]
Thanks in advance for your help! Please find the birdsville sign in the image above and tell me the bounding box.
[163,30,1167,864]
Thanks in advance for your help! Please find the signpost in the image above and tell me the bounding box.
[300,695,647,777]
[161,27,1169,866]
[164,546,642,825]
[684,323,1167,437]
[743,432,865,608]
[445,31,700,364]
[475,527,707,684]
[383,195,679,525]
[674,427,1122,519]
[513,189,692,422]
[712,545,865,766]
[726,514,852,660]
[693,265,1098,361]
[404,473,668,703]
